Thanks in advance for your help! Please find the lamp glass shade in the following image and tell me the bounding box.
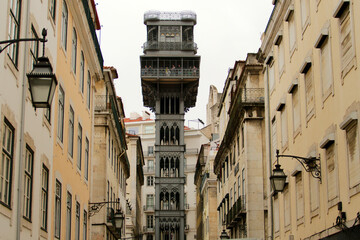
[114,211,124,229]
[27,57,57,108]
[270,164,287,192]
[220,229,230,239]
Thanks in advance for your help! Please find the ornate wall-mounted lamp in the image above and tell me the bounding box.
[270,149,321,193]
[0,28,57,109]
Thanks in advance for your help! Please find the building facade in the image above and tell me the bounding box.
[125,133,145,240]
[50,1,103,240]
[214,54,267,239]
[260,0,360,239]
[140,10,201,240]
[0,0,58,239]
[91,66,129,239]
[124,112,208,240]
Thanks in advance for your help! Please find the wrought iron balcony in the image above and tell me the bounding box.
[143,204,155,212]
[141,67,199,79]
[143,41,197,52]
[240,88,264,104]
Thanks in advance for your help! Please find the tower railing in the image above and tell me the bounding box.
[141,67,199,78]
[143,41,198,52]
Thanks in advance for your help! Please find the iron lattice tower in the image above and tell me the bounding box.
[140,10,200,240]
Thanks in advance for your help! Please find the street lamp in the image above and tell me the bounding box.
[0,28,57,109]
[270,149,321,193]
[114,209,125,230]
[219,229,230,239]
[27,29,57,108]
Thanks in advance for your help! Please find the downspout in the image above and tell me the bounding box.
[265,65,274,239]
[17,0,31,239]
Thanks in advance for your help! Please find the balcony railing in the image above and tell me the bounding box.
[226,195,247,228]
[143,41,197,52]
[94,95,110,111]
[200,172,210,192]
[240,88,264,104]
[141,68,199,78]
[143,166,155,174]
[143,204,155,212]
[143,226,155,233]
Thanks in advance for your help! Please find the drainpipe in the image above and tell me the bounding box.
[16,0,31,239]
[265,65,274,239]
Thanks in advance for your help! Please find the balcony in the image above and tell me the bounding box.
[143,204,155,212]
[226,196,246,229]
[94,95,110,111]
[143,41,197,53]
[141,67,199,79]
[143,226,155,233]
[240,88,264,104]
[143,166,155,174]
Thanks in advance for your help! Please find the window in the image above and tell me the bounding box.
[295,172,304,220]
[75,202,80,240]
[147,215,154,228]
[310,170,319,212]
[49,0,56,21]
[284,186,290,227]
[80,51,85,93]
[268,62,275,91]
[241,125,245,149]
[238,176,240,198]
[85,138,89,180]
[302,62,315,118]
[77,123,82,170]
[147,176,154,186]
[345,122,359,188]
[300,0,310,29]
[230,188,233,207]
[29,26,39,69]
[325,142,337,201]
[280,106,288,148]
[86,71,91,109]
[68,106,74,157]
[0,120,14,207]
[335,2,355,76]
[291,86,301,133]
[237,130,240,155]
[271,118,277,164]
[148,160,154,171]
[274,195,279,232]
[55,180,62,238]
[234,182,236,201]
[145,126,154,134]
[61,0,68,49]
[24,146,33,220]
[148,146,154,155]
[41,165,49,231]
[242,168,245,197]
[278,39,285,75]
[45,108,51,123]
[57,86,65,142]
[108,129,110,159]
[83,210,87,240]
[66,192,72,240]
[286,7,296,53]
[8,0,22,65]
[146,194,154,207]
[71,28,77,73]
[316,35,333,97]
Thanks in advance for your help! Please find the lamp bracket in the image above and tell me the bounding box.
[0,28,47,54]
[276,150,321,182]
[89,199,120,217]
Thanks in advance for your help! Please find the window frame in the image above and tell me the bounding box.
[8,0,22,66]
[77,123,82,170]
[71,28,77,74]
[23,145,34,221]
[41,165,49,231]
[68,106,75,157]
[85,137,89,180]
[57,86,65,142]
[55,180,62,239]
[66,191,72,240]
[0,118,15,207]
[61,0,68,50]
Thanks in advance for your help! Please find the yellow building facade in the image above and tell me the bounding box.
[50,0,103,239]
[260,0,360,239]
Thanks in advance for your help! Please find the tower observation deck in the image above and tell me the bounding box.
[140,10,200,240]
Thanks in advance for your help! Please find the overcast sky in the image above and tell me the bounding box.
[96,0,274,128]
